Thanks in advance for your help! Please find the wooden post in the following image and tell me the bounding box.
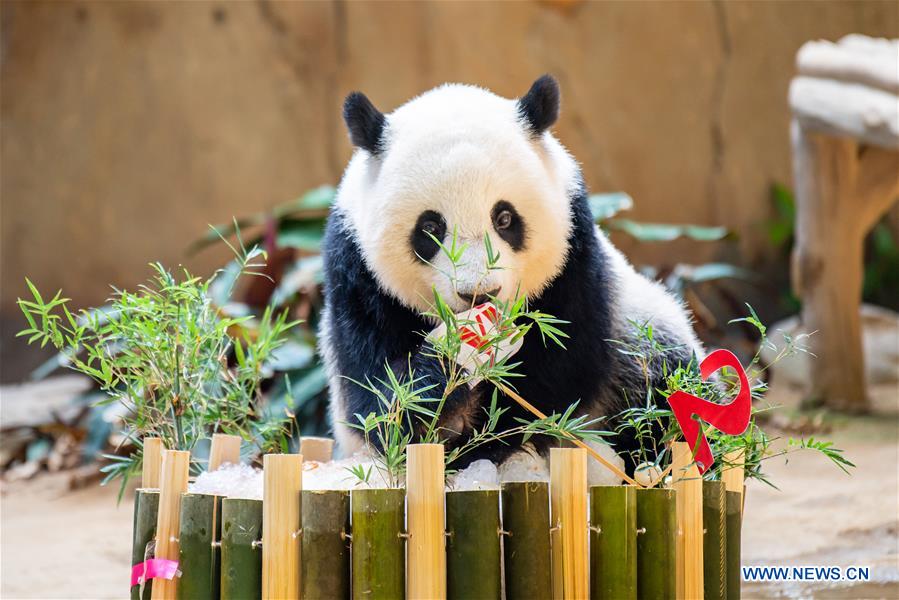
[550,447,589,600]
[671,442,703,600]
[725,492,742,600]
[300,437,334,463]
[302,490,350,599]
[351,488,406,598]
[142,437,163,488]
[406,443,446,599]
[151,449,190,600]
[446,490,501,599]
[177,493,222,600]
[722,450,745,515]
[702,481,727,600]
[589,485,637,600]
[221,498,263,600]
[501,481,552,599]
[635,488,676,599]
[262,453,303,600]
[208,434,241,471]
[131,490,160,600]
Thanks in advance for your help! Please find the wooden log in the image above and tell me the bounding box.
[177,493,222,600]
[142,438,163,488]
[262,453,303,600]
[351,488,405,599]
[635,488,676,600]
[152,449,190,600]
[221,498,263,600]
[302,490,350,599]
[299,437,334,463]
[131,489,160,600]
[500,481,552,599]
[671,442,703,600]
[208,434,241,471]
[703,481,727,600]
[406,443,446,599]
[446,490,501,600]
[725,491,742,600]
[589,485,637,600]
[549,447,589,600]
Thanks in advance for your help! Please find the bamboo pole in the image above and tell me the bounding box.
[722,450,745,514]
[446,490,501,600]
[302,490,350,599]
[550,447,589,600]
[131,490,160,600]
[702,481,727,600]
[589,485,637,600]
[501,481,552,599]
[142,437,163,488]
[725,492,742,600]
[351,488,405,599]
[221,498,263,600]
[671,442,703,600]
[635,488,676,600]
[177,493,222,600]
[208,434,241,471]
[152,450,190,600]
[300,437,334,463]
[262,453,303,600]
[406,443,446,600]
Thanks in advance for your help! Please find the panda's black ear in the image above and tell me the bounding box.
[517,75,560,135]
[343,91,386,154]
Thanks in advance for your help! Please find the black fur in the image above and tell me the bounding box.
[322,185,695,474]
[410,210,447,263]
[491,200,526,251]
[518,75,560,135]
[343,92,386,154]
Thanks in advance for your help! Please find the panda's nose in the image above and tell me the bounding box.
[458,288,501,307]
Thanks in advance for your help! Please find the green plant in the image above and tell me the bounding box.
[17,239,301,497]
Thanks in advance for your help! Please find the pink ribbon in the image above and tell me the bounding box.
[131,559,179,587]
[667,349,751,474]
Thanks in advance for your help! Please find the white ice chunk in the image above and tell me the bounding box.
[449,459,500,491]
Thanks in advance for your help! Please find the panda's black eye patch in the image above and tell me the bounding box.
[492,201,526,251]
[410,210,446,262]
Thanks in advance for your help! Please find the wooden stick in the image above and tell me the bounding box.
[501,481,552,599]
[151,449,190,600]
[550,447,589,600]
[590,485,637,600]
[446,490,502,599]
[221,498,263,599]
[722,449,745,503]
[725,491,743,600]
[702,480,727,600]
[178,493,222,600]
[131,490,160,600]
[497,383,641,487]
[302,490,350,599]
[636,488,676,599]
[299,437,334,463]
[406,443,446,600]
[262,453,303,600]
[351,488,405,598]
[142,437,163,488]
[671,442,704,600]
[208,434,241,472]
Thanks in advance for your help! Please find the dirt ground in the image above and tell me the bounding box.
[1,384,897,599]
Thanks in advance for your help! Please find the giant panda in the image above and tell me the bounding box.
[320,75,702,474]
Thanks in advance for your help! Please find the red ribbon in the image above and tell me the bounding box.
[666,349,751,473]
[130,559,179,587]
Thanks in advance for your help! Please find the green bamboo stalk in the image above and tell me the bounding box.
[221,498,263,600]
[703,481,727,600]
[131,489,160,600]
[351,488,405,600]
[590,485,637,600]
[636,487,676,600]
[446,490,501,600]
[302,490,350,599]
[500,481,552,600]
[726,491,742,600]
[177,493,222,600]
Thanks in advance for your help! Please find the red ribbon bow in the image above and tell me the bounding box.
[666,349,751,473]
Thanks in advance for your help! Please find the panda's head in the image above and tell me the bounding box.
[335,75,580,314]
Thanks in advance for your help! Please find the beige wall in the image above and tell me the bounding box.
[2,0,897,313]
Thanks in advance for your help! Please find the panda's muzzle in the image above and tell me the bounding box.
[457,287,501,307]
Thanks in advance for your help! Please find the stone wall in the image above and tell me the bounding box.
[2,0,897,315]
